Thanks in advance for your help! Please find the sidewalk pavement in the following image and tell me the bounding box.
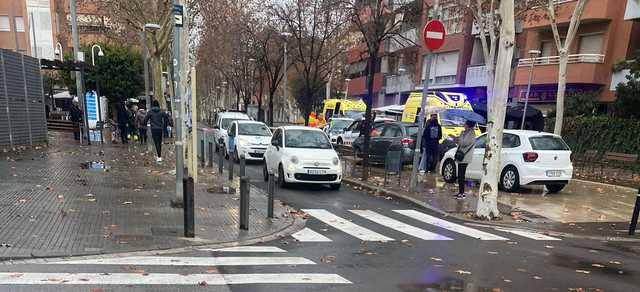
[0,133,298,260]
[342,162,639,225]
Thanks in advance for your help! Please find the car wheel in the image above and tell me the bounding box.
[546,184,565,193]
[278,164,288,188]
[263,161,269,182]
[337,138,343,145]
[500,166,520,192]
[233,147,239,163]
[330,183,341,190]
[442,159,457,183]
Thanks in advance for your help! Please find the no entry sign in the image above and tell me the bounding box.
[423,20,445,51]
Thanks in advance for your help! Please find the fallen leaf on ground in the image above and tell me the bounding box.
[19,199,26,203]
[592,264,604,268]
[79,278,89,281]
[433,265,443,268]
[455,270,471,275]
[160,181,166,185]
[10,274,21,278]
[201,270,219,274]
[302,278,312,281]
[101,235,110,239]
[431,258,443,262]
[517,269,527,272]
[197,207,206,211]
[85,194,94,197]
[57,195,64,199]
[123,201,132,205]
[136,270,147,274]
[609,261,621,265]
[486,251,498,255]
[45,186,52,191]
[180,273,189,276]
[88,199,97,202]
[320,229,329,232]
[117,241,128,244]
[101,211,109,214]
[143,213,150,216]
[575,270,590,274]
[171,260,180,262]
[503,279,512,283]
[544,245,555,249]
[533,276,542,280]
[199,281,208,286]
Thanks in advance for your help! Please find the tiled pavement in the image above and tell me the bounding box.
[0,133,296,260]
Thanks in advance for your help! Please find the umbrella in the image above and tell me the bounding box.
[423,106,446,115]
[446,109,486,124]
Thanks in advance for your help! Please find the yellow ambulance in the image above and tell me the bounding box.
[322,99,366,120]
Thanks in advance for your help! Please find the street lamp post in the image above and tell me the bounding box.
[91,44,104,143]
[142,23,162,153]
[344,78,351,99]
[55,43,63,61]
[397,68,406,105]
[521,50,541,130]
[248,58,256,112]
[282,32,291,124]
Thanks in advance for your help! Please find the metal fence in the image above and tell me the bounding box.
[0,49,47,148]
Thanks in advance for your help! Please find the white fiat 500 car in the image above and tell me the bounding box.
[263,126,342,190]
[225,121,272,162]
[439,130,573,193]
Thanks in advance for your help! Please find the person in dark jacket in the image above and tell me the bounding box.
[117,103,130,144]
[143,100,170,162]
[69,100,83,141]
[419,114,442,174]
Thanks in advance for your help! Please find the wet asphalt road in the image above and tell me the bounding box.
[1,154,639,292]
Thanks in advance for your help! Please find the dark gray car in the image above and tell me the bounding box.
[352,122,419,165]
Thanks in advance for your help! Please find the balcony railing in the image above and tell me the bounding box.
[386,74,414,94]
[517,54,605,67]
[465,65,488,87]
[388,28,419,53]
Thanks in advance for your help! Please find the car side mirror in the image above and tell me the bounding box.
[228,132,235,137]
[214,125,219,129]
[271,140,279,147]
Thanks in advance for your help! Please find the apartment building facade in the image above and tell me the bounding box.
[346,0,640,113]
[0,0,32,55]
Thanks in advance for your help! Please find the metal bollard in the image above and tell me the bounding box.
[201,140,205,168]
[240,154,246,178]
[228,148,234,181]
[629,189,640,236]
[208,141,213,168]
[239,176,250,230]
[183,176,195,238]
[268,173,275,218]
[218,138,224,174]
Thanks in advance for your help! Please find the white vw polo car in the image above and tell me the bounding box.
[225,121,272,162]
[439,130,573,193]
[263,126,342,189]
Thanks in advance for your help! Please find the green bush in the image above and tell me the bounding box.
[545,116,640,171]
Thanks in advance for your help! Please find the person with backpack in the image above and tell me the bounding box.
[135,105,148,145]
[143,100,170,162]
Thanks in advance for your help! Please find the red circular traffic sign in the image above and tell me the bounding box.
[423,20,445,51]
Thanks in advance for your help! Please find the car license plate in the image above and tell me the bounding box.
[307,169,327,175]
[253,149,266,154]
[546,170,561,177]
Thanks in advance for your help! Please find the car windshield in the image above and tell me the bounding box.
[439,111,467,127]
[238,123,271,136]
[285,130,332,149]
[529,136,570,150]
[331,120,353,132]
[221,118,244,130]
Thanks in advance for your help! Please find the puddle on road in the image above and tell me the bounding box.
[398,278,497,292]
[81,161,111,170]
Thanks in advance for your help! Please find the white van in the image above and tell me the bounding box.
[213,111,250,152]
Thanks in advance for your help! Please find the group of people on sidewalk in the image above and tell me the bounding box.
[105,101,171,162]
[419,114,477,200]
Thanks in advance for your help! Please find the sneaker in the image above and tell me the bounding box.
[156,157,162,162]
[419,170,426,174]
[453,193,466,200]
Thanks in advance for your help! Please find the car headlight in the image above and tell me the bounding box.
[332,157,339,165]
[287,164,296,172]
[336,165,342,173]
[237,138,251,147]
[290,156,299,164]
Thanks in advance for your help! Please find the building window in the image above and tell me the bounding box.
[0,15,10,31]
[430,75,456,85]
[442,5,462,35]
[578,33,604,55]
[15,16,25,32]
[423,50,459,85]
[540,41,553,57]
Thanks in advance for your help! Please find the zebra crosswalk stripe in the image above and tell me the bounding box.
[303,209,394,242]
[202,246,288,253]
[493,228,561,241]
[292,228,333,242]
[44,256,316,266]
[349,210,452,241]
[0,273,352,285]
[393,210,510,240]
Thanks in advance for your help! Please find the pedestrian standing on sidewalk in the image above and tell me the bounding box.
[143,100,170,162]
[129,105,139,143]
[117,103,129,144]
[452,120,476,200]
[420,114,442,174]
[69,100,83,141]
[107,112,118,144]
[135,105,148,145]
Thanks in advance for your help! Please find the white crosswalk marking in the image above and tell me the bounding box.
[303,209,395,242]
[46,256,316,266]
[493,228,562,241]
[349,210,452,241]
[0,273,352,285]
[393,210,510,240]
[202,246,288,253]
[292,228,333,242]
